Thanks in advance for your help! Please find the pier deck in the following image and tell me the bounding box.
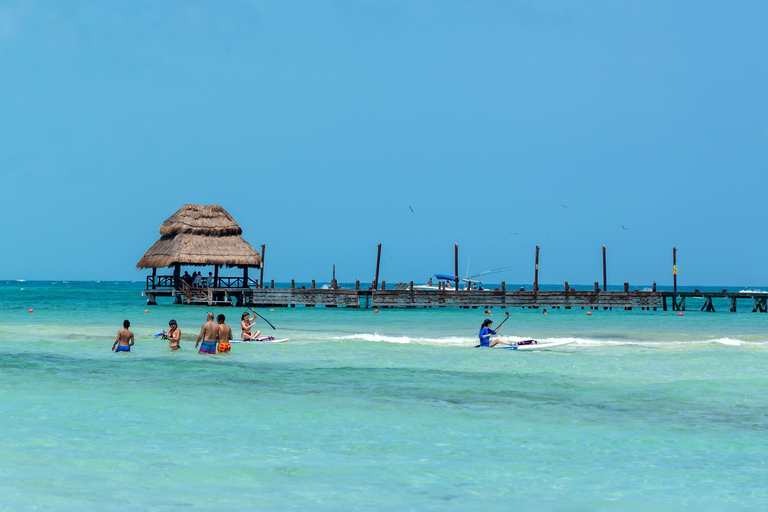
[144,284,768,312]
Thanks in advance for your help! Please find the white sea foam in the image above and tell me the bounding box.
[331,333,766,349]
[708,337,742,346]
[332,333,469,345]
[16,279,25,282]
[739,289,766,294]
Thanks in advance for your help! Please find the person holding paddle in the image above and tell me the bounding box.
[241,310,261,341]
[477,313,515,347]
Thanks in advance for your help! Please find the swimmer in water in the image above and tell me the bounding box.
[217,314,232,353]
[196,312,219,354]
[112,320,134,353]
[167,319,181,351]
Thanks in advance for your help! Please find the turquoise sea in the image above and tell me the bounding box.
[1,281,766,510]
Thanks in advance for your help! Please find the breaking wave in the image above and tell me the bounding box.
[330,333,767,348]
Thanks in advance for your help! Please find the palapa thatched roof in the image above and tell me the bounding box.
[136,205,262,269]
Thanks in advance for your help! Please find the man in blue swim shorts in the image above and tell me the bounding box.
[196,312,220,354]
[112,320,134,352]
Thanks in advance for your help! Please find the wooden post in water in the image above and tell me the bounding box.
[260,244,266,288]
[534,245,540,292]
[594,282,599,292]
[173,263,181,289]
[291,279,295,289]
[214,265,219,288]
[454,244,460,292]
[332,264,337,289]
[624,282,629,292]
[152,268,157,289]
[243,266,249,288]
[673,247,677,292]
[311,280,315,289]
[501,281,506,308]
[270,280,274,289]
[382,281,386,290]
[374,244,382,290]
[602,246,607,292]
[355,280,359,290]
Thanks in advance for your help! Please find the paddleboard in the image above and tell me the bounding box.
[499,339,576,350]
[231,338,289,343]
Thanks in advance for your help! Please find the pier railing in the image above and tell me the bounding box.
[240,288,663,310]
[142,276,768,312]
[146,275,261,290]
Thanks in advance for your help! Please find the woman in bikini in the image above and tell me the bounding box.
[241,311,261,341]
[167,319,181,351]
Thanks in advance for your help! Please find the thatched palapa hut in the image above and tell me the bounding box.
[138,205,263,303]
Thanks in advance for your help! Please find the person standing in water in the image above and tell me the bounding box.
[240,310,261,341]
[167,319,181,351]
[478,318,514,348]
[112,320,134,352]
[196,312,219,354]
[217,314,232,353]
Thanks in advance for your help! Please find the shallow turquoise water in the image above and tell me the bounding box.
[1,282,767,509]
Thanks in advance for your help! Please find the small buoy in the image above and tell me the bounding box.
[374,309,379,313]
[270,308,274,311]
[587,311,592,315]
[28,309,33,313]
[678,312,683,316]
[144,309,149,313]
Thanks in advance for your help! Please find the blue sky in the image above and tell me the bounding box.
[1,1,766,286]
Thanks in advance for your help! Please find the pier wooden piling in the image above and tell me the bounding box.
[673,247,677,292]
[373,244,382,291]
[454,244,459,292]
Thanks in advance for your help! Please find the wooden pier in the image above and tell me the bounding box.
[137,210,767,313]
[143,277,768,312]
[661,290,768,313]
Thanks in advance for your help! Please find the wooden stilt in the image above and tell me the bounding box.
[260,244,266,288]
[673,247,677,292]
[374,244,382,290]
[602,246,607,291]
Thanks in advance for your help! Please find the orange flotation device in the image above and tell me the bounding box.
[218,342,231,353]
